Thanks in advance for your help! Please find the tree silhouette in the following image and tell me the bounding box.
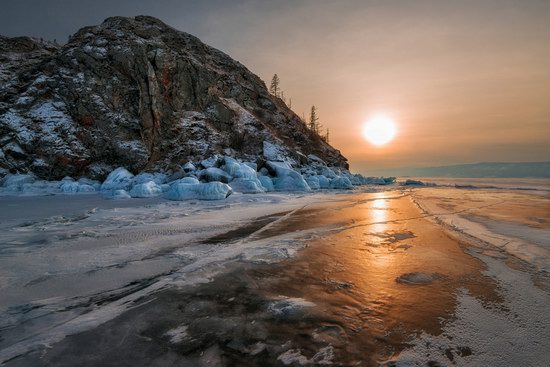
[269,74,280,97]
[309,105,321,134]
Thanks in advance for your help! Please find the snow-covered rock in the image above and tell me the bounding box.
[129,181,163,198]
[182,162,196,172]
[329,176,353,189]
[164,182,232,201]
[229,178,265,194]
[100,167,134,191]
[199,167,232,183]
[307,154,326,165]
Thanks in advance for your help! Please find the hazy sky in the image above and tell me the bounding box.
[2,0,549,173]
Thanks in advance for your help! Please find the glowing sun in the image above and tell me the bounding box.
[362,114,397,146]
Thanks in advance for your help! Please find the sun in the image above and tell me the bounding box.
[362,114,397,146]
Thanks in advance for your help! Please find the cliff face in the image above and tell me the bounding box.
[0,16,348,180]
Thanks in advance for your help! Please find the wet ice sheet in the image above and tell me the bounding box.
[412,188,550,272]
[388,251,550,366]
[0,191,360,363]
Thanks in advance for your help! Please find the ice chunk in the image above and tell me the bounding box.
[200,155,220,169]
[100,167,134,191]
[171,177,200,185]
[244,162,257,171]
[229,178,265,194]
[273,172,311,192]
[129,181,162,198]
[317,175,330,189]
[164,182,232,201]
[329,176,353,189]
[305,176,321,190]
[258,176,274,192]
[78,184,96,192]
[233,162,257,181]
[2,174,36,189]
[59,181,80,193]
[401,179,426,186]
[103,189,132,199]
[199,167,232,183]
[266,161,311,192]
[133,172,167,185]
[319,167,337,179]
[77,177,101,190]
[222,156,241,176]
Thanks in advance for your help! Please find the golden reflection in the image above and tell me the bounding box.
[370,193,388,234]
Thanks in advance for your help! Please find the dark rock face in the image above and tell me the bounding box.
[0,16,348,180]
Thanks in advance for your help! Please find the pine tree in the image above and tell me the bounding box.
[269,74,280,97]
[325,128,330,143]
[309,105,319,133]
[288,98,292,109]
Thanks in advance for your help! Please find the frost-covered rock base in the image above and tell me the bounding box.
[0,154,396,200]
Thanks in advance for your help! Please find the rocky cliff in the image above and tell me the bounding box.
[0,16,348,180]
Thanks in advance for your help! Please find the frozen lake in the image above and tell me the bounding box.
[0,185,549,366]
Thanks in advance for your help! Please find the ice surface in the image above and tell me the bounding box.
[388,254,550,366]
[164,182,233,201]
[129,181,163,198]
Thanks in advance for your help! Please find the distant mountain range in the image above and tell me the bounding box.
[370,162,550,178]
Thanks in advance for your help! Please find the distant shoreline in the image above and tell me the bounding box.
[364,161,550,178]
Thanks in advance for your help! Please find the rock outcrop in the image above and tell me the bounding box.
[0,16,348,180]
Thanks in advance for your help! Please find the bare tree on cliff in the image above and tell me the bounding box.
[270,74,280,97]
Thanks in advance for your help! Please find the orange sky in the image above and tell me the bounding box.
[2,0,550,174]
[193,0,550,173]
